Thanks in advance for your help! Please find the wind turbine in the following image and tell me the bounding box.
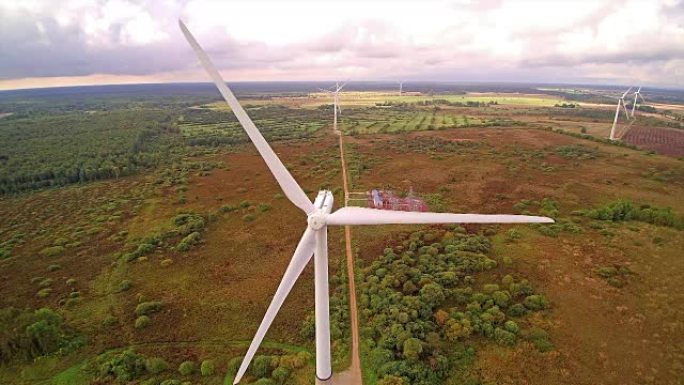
[179,20,554,384]
[398,81,403,96]
[630,86,645,118]
[609,87,632,141]
[319,82,345,133]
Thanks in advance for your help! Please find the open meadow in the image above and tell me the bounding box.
[0,84,683,385]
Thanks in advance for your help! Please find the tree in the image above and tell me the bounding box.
[419,283,445,308]
[402,338,423,360]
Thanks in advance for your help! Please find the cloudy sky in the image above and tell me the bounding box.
[1,0,683,90]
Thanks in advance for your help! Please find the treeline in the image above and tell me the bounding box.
[0,110,182,195]
[377,100,499,108]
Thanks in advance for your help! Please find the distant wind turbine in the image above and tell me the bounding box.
[630,86,645,118]
[179,19,554,384]
[398,81,404,96]
[319,82,345,133]
[609,87,632,141]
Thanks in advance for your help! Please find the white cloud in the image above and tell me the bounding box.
[0,0,682,89]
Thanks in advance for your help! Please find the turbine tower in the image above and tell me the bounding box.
[630,86,645,118]
[609,87,632,141]
[179,20,554,384]
[398,81,403,96]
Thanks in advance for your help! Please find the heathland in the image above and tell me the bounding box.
[0,82,682,385]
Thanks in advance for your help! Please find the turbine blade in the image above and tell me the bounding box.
[337,82,347,92]
[179,20,314,215]
[621,87,633,98]
[326,207,554,225]
[233,227,317,384]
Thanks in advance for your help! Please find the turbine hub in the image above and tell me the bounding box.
[308,213,326,230]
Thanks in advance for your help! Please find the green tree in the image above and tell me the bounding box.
[402,338,423,360]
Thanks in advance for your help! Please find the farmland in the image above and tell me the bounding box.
[0,83,683,385]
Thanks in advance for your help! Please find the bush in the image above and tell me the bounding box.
[242,214,256,222]
[118,280,132,292]
[103,315,118,327]
[257,203,272,213]
[134,301,163,316]
[39,246,65,257]
[37,288,52,298]
[503,320,519,334]
[507,303,527,317]
[200,359,215,376]
[523,295,549,310]
[251,355,273,377]
[47,264,62,272]
[227,356,244,375]
[134,316,151,329]
[596,266,618,278]
[494,327,516,346]
[95,349,146,383]
[178,360,195,376]
[220,204,237,212]
[272,366,290,384]
[145,357,168,374]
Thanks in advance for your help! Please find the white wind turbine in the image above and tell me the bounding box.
[179,20,554,384]
[630,86,645,118]
[398,81,404,96]
[319,82,345,133]
[609,87,633,140]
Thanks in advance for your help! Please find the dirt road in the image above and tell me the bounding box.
[328,132,363,385]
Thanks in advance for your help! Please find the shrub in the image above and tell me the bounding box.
[118,280,132,292]
[178,360,195,376]
[145,357,168,374]
[596,266,618,278]
[523,295,549,310]
[66,278,77,286]
[482,284,499,294]
[103,315,118,327]
[39,246,65,257]
[238,200,251,208]
[160,258,173,267]
[94,349,146,383]
[227,356,244,375]
[272,366,290,384]
[38,278,53,288]
[37,288,52,298]
[529,328,554,352]
[494,327,516,346]
[134,301,163,316]
[251,355,273,377]
[134,315,151,329]
[47,264,62,272]
[220,204,237,213]
[507,303,527,317]
[492,291,511,308]
[200,359,215,376]
[503,320,519,334]
[242,214,256,222]
[257,203,272,213]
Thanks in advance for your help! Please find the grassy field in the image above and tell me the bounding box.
[0,88,682,385]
